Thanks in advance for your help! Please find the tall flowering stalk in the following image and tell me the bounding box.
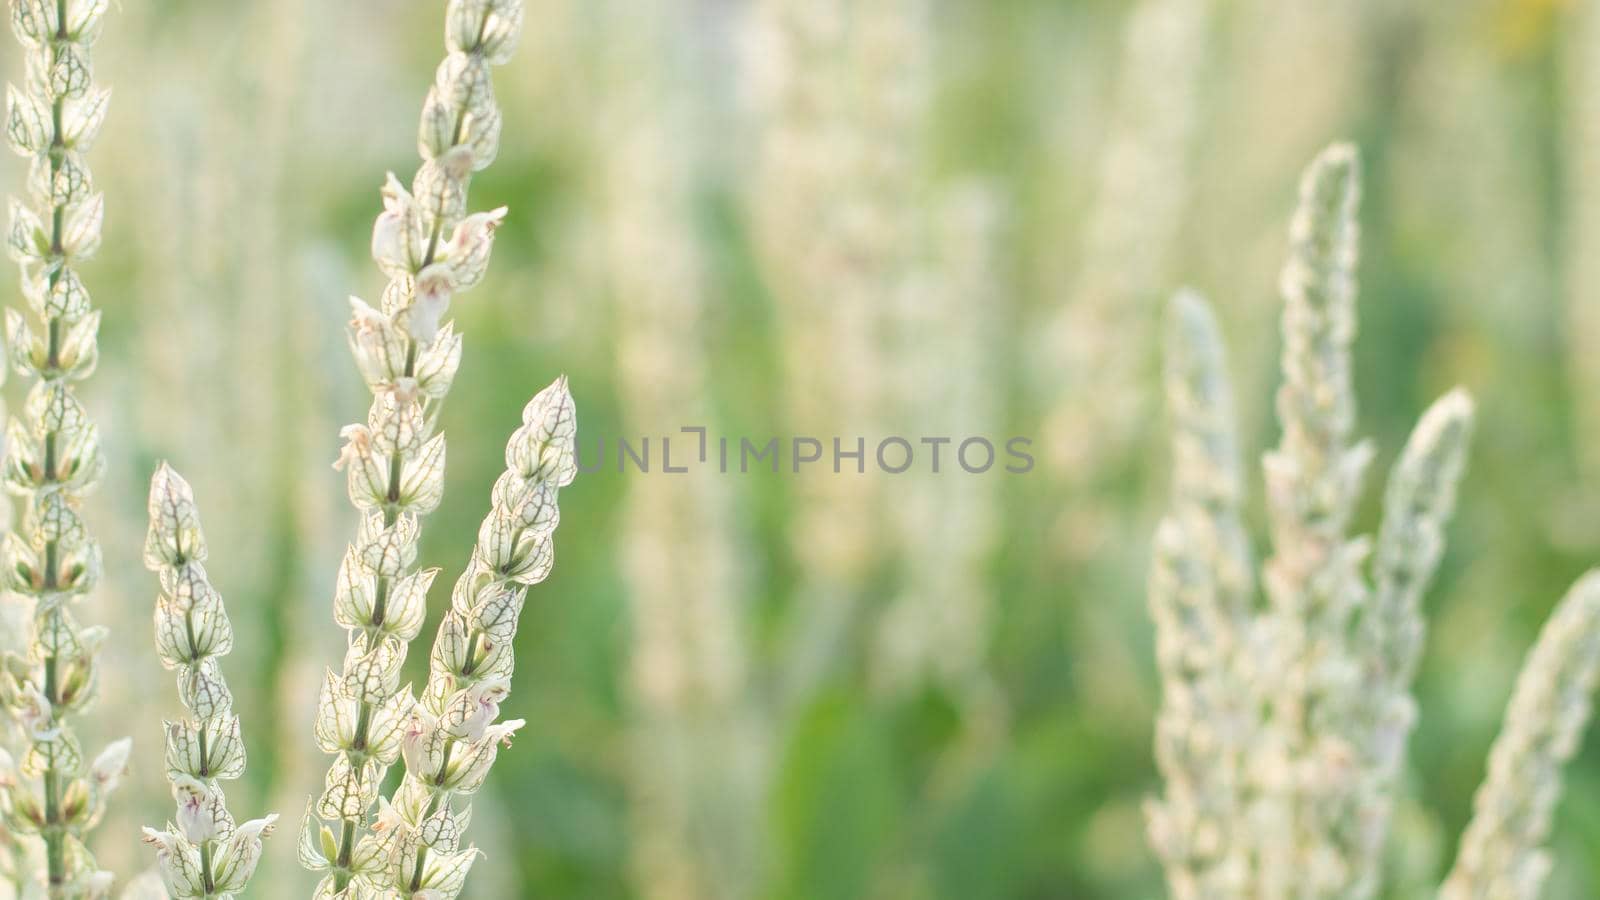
[1146,144,1476,898]
[596,2,764,895]
[0,0,127,894]
[1145,290,1256,898]
[873,186,1004,709]
[139,464,277,899]
[1439,574,1600,900]
[301,0,525,895]
[749,0,927,702]
[1251,144,1382,896]
[1038,0,1209,518]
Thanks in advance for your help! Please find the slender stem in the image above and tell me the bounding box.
[199,840,215,895]
[352,703,372,753]
[42,771,62,888]
[332,819,356,889]
[197,726,210,779]
[36,31,70,870]
[41,653,63,891]
[461,632,482,676]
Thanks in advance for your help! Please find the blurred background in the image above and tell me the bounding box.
[4,0,1600,896]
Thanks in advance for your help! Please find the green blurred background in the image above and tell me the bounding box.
[6,0,1600,896]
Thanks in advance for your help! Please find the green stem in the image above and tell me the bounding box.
[42,771,62,888]
[33,6,86,895]
[199,840,215,895]
[352,703,372,752]
[197,724,210,779]
[41,654,63,891]
[332,819,356,890]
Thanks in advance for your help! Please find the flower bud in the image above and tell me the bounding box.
[510,376,577,487]
[399,433,447,515]
[373,173,426,279]
[430,610,474,682]
[144,462,207,568]
[383,567,438,642]
[317,754,379,822]
[442,206,505,291]
[166,716,244,782]
[342,633,406,704]
[370,391,428,456]
[433,54,494,129]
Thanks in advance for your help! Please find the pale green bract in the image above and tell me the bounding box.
[303,2,557,898]
[138,464,277,899]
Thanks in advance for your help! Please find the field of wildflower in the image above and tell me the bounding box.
[2,0,1599,897]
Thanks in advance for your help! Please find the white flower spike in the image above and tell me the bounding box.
[1146,145,1478,898]
[374,373,574,895]
[0,0,127,888]
[308,3,536,898]
[141,464,275,897]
